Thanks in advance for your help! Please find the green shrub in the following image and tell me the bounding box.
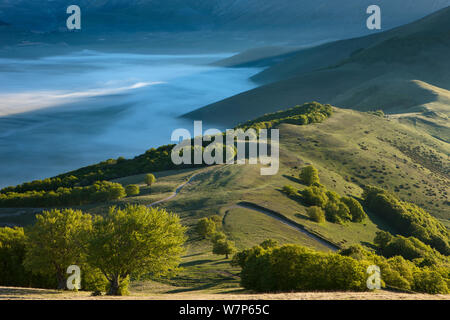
[307,206,326,223]
[301,185,328,207]
[209,215,223,228]
[325,200,351,224]
[282,185,298,197]
[338,245,367,261]
[299,165,320,186]
[195,218,217,239]
[374,231,393,249]
[145,174,156,187]
[212,239,236,259]
[259,239,279,249]
[341,197,367,222]
[210,231,227,243]
[125,184,140,197]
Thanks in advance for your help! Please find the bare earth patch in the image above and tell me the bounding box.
[0,286,448,300]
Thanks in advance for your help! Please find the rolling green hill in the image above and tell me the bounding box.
[1,103,448,295]
[2,104,449,239]
[98,106,450,292]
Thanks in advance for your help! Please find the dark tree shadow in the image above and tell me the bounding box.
[282,174,303,185]
[361,241,378,250]
[166,282,220,294]
[165,273,237,294]
[276,187,308,206]
[182,252,203,258]
[211,260,232,266]
[294,213,311,222]
[179,259,214,268]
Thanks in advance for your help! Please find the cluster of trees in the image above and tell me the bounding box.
[373,231,448,267]
[363,186,450,255]
[0,176,79,194]
[283,166,367,224]
[0,173,159,208]
[0,227,54,288]
[237,102,333,131]
[0,205,186,295]
[196,216,236,259]
[0,103,333,209]
[232,240,449,294]
[56,145,178,187]
[232,241,368,292]
[0,181,126,207]
[0,146,177,199]
[339,244,449,294]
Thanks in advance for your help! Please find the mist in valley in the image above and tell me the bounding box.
[0,51,260,187]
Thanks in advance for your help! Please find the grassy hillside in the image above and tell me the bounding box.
[1,104,448,296]
[95,108,448,292]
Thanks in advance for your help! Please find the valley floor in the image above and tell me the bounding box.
[0,286,448,300]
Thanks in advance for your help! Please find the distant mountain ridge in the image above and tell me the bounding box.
[184,6,450,131]
[1,1,449,56]
[1,0,449,34]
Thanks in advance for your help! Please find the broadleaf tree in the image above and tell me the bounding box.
[87,204,186,295]
[23,209,93,289]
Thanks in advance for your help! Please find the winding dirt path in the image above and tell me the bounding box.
[147,170,206,207]
[2,166,339,252]
[146,166,339,251]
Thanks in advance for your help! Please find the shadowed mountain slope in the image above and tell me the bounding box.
[184,7,450,128]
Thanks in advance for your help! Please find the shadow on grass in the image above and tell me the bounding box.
[165,282,221,294]
[363,207,399,235]
[282,174,303,185]
[182,252,203,258]
[361,241,378,250]
[211,260,232,266]
[294,213,311,222]
[180,259,214,267]
[165,276,237,294]
[275,187,307,206]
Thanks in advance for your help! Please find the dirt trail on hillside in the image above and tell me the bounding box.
[148,167,215,207]
[146,165,339,251]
